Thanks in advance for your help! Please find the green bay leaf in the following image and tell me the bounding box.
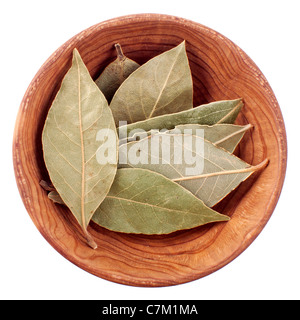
[42,49,118,248]
[110,41,193,126]
[92,168,229,234]
[118,99,243,140]
[95,43,139,102]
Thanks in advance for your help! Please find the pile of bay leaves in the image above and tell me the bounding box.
[41,41,268,249]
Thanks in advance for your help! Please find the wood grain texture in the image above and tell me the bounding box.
[13,14,287,287]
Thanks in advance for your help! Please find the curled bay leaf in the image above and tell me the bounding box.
[42,49,118,249]
[119,132,268,207]
[92,168,229,234]
[118,99,243,140]
[95,43,140,102]
[110,41,193,126]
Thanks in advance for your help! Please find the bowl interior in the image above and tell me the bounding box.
[13,14,287,287]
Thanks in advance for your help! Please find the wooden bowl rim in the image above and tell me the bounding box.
[13,13,287,287]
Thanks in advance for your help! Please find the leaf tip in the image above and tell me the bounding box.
[72,48,82,63]
[237,97,244,106]
[39,180,55,192]
[178,40,186,49]
[232,98,244,109]
[72,47,79,56]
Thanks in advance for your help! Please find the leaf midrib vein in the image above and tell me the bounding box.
[105,195,201,215]
[147,47,181,119]
[75,54,86,230]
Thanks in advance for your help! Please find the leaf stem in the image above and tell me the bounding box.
[85,230,98,249]
[172,158,269,182]
[115,43,126,62]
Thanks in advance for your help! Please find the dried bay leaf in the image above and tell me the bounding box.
[119,132,268,207]
[110,41,193,126]
[48,191,65,205]
[118,99,243,140]
[39,180,55,191]
[45,123,255,210]
[174,123,252,153]
[120,123,251,153]
[92,168,229,234]
[95,43,140,102]
[43,124,251,208]
[42,49,118,249]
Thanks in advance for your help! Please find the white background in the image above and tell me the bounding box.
[1,0,299,300]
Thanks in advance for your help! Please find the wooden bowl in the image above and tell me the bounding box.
[13,14,287,287]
